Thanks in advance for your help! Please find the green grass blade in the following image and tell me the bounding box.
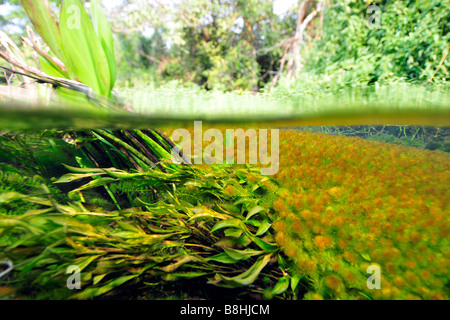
[70,177,116,193]
[37,55,70,78]
[207,252,239,264]
[72,274,138,299]
[59,0,111,96]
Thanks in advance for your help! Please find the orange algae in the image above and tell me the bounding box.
[272,130,450,300]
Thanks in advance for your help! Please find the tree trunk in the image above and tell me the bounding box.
[271,1,324,88]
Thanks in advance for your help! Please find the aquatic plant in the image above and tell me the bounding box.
[0,1,186,176]
[161,125,450,300]
[0,1,448,302]
[271,130,449,300]
[0,1,295,300]
[0,159,290,299]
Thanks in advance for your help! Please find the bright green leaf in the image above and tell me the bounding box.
[271,276,290,296]
[246,205,265,220]
[217,254,272,287]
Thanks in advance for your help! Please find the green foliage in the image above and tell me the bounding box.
[113,0,289,91]
[4,0,449,93]
[0,158,294,299]
[58,0,109,96]
[207,40,260,91]
[91,0,117,92]
[102,0,450,92]
[0,170,46,215]
[0,126,296,300]
[19,0,117,97]
[1,0,449,302]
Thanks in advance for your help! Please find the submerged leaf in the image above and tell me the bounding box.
[70,177,116,193]
[265,276,290,298]
[160,271,208,281]
[189,206,234,221]
[255,220,272,236]
[207,252,239,264]
[251,236,278,252]
[53,172,103,183]
[72,274,137,299]
[272,277,290,295]
[159,255,197,273]
[215,253,272,287]
[290,274,302,292]
[91,0,116,92]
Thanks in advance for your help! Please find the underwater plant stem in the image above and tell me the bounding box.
[141,129,171,154]
[121,131,160,164]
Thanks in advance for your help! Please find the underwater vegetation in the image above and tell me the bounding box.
[0,163,282,299]
[271,130,449,300]
[0,126,449,300]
